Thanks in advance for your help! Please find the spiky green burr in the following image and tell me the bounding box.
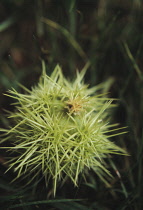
[1,64,126,195]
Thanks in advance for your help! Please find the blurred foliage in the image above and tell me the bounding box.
[0,0,143,209]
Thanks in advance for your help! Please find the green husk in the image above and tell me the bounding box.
[0,64,127,196]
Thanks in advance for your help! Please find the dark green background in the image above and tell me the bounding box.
[0,0,142,209]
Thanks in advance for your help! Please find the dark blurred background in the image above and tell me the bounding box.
[0,0,143,209]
